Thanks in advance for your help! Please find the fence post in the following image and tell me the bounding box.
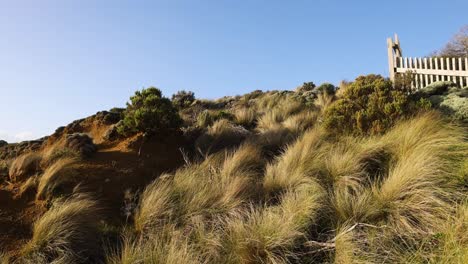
[387,37,395,82]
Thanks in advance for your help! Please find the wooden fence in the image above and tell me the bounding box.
[387,34,468,89]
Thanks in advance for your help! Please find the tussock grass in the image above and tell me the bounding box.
[21,194,102,263]
[282,111,318,135]
[195,119,250,154]
[429,201,468,263]
[106,227,200,264]
[36,157,79,200]
[0,252,9,264]
[8,152,42,182]
[135,143,265,234]
[197,110,215,128]
[256,99,305,133]
[263,128,327,197]
[314,92,335,113]
[134,178,175,232]
[234,107,257,128]
[223,183,324,263]
[18,174,39,197]
[41,145,80,167]
[381,111,466,161]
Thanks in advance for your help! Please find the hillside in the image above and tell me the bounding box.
[0,75,467,263]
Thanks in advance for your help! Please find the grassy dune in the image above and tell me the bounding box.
[3,77,467,263]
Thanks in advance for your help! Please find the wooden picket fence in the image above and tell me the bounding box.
[387,34,468,89]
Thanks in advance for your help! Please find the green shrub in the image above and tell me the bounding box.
[296,82,316,93]
[314,83,336,95]
[117,87,182,136]
[323,74,430,135]
[172,90,195,108]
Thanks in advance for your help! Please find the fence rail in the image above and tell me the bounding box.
[387,34,468,89]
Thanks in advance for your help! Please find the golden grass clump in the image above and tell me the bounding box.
[106,227,200,264]
[18,175,39,198]
[8,152,42,182]
[263,128,327,197]
[21,194,102,263]
[135,143,265,234]
[395,200,468,263]
[195,119,250,154]
[196,110,215,128]
[223,183,324,263]
[41,144,80,167]
[234,107,257,128]
[382,111,466,162]
[36,157,79,200]
[282,110,318,135]
[134,178,175,232]
[0,252,10,264]
[256,98,305,133]
[314,92,335,113]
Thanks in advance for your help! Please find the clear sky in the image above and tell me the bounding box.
[0,0,466,142]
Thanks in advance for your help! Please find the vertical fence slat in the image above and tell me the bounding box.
[446,58,451,82]
[458,58,463,87]
[423,58,429,86]
[441,58,445,81]
[417,58,422,89]
[418,57,424,88]
[406,57,412,88]
[435,58,440,81]
[429,58,434,84]
[414,57,418,89]
[452,58,457,85]
[465,58,468,87]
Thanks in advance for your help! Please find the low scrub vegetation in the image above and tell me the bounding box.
[172,90,196,109]
[323,74,431,135]
[117,87,182,136]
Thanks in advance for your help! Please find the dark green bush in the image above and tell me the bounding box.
[296,82,316,93]
[323,74,431,135]
[313,83,336,95]
[172,90,195,108]
[117,87,182,136]
[243,90,264,101]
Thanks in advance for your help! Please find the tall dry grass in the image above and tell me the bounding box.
[256,97,305,133]
[135,143,265,234]
[106,227,200,264]
[36,157,79,200]
[0,252,9,264]
[223,184,323,263]
[234,107,257,128]
[8,152,42,181]
[195,119,250,154]
[16,107,460,263]
[21,194,102,263]
[263,128,327,197]
[41,144,80,167]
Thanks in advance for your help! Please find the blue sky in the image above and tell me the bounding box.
[0,0,466,142]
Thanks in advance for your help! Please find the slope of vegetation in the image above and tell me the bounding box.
[0,74,467,263]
